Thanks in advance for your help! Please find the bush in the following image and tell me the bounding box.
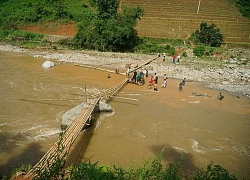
[9,150,239,180]
[73,0,143,52]
[193,45,206,57]
[182,51,187,57]
[190,22,224,47]
[0,29,11,40]
[133,37,176,55]
[192,163,238,180]
[236,0,250,18]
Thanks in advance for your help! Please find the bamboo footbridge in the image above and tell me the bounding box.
[24,58,156,179]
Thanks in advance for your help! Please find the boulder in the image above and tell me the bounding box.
[228,58,238,64]
[61,102,89,130]
[99,101,113,112]
[42,60,55,68]
[61,101,113,130]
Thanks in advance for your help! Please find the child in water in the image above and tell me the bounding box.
[161,74,168,88]
[217,92,224,100]
[179,82,183,91]
[148,76,154,89]
[182,78,186,86]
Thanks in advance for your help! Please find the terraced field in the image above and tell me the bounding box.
[121,0,250,44]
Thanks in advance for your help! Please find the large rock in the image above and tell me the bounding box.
[42,60,55,68]
[99,101,113,112]
[61,101,112,130]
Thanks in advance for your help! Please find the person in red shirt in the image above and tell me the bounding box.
[172,55,176,64]
[147,76,154,89]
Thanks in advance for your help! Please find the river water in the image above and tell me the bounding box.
[0,51,249,178]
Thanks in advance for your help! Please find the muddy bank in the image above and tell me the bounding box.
[0,44,249,98]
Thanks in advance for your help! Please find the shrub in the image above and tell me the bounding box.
[73,0,143,52]
[182,51,187,57]
[10,151,239,180]
[190,22,224,47]
[236,0,250,18]
[133,37,176,55]
[193,45,206,57]
[192,163,238,180]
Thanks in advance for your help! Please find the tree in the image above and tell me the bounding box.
[236,0,250,18]
[190,22,224,47]
[73,0,143,52]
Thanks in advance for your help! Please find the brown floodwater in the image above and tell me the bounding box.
[0,51,249,178]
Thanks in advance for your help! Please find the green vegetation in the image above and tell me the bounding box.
[73,0,143,52]
[190,22,224,47]
[0,0,76,28]
[0,29,45,48]
[236,0,250,19]
[0,0,144,52]
[193,45,206,57]
[2,139,239,179]
[225,0,250,19]
[6,153,239,180]
[133,37,177,55]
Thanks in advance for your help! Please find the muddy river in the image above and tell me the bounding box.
[0,52,249,178]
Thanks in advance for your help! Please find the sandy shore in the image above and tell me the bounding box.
[0,44,249,98]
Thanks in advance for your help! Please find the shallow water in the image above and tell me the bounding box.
[0,52,249,178]
[79,81,250,178]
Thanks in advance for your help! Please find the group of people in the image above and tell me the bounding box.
[128,69,145,85]
[120,66,188,92]
[123,66,225,101]
[128,69,186,92]
[147,73,158,91]
[157,52,180,64]
[147,73,169,91]
[172,54,181,64]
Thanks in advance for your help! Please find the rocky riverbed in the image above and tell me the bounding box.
[1,44,249,98]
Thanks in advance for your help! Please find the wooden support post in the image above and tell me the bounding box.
[197,0,201,14]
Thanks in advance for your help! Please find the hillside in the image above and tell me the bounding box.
[3,0,250,45]
[121,0,250,44]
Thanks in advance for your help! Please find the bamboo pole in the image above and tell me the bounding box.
[112,96,138,101]
[197,0,201,14]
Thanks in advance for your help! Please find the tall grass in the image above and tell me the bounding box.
[7,148,239,180]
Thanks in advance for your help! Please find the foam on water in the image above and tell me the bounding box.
[232,144,250,157]
[190,139,205,154]
[95,111,115,130]
[173,146,188,153]
[31,128,61,141]
[20,125,43,133]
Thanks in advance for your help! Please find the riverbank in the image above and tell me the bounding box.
[0,44,249,98]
